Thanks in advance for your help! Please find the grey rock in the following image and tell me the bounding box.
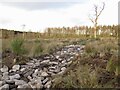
[61,67,66,71]
[0,65,8,73]
[49,66,56,70]
[58,71,64,74]
[49,62,58,65]
[44,81,51,88]
[14,80,27,85]
[12,65,20,72]
[9,74,20,80]
[23,69,34,77]
[0,81,5,87]
[41,72,48,77]
[42,78,49,84]
[2,72,9,80]
[5,80,15,85]
[27,76,32,81]
[0,84,9,89]
[17,84,31,89]
[67,61,72,65]
[41,60,50,64]
[55,55,59,59]
[28,79,43,89]
[0,74,2,80]
[20,68,26,72]
[26,62,34,66]
[61,60,66,64]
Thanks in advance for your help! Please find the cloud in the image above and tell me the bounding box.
[0,0,119,32]
[0,2,79,10]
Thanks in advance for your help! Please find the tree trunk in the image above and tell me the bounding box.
[94,23,97,38]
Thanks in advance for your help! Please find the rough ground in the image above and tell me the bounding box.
[0,44,84,89]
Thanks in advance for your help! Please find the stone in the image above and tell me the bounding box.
[26,62,34,66]
[27,76,32,81]
[58,58,62,61]
[67,61,72,65]
[61,60,66,64]
[2,72,9,80]
[0,74,2,80]
[6,80,15,85]
[58,71,64,74]
[67,58,71,62]
[17,84,31,89]
[49,66,56,70]
[23,69,34,77]
[9,84,17,89]
[49,62,58,65]
[55,55,59,59]
[61,67,66,71]
[28,79,43,89]
[41,72,48,77]
[41,60,50,64]
[44,81,51,88]
[9,74,20,80]
[0,81,5,87]
[70,57,74,59]
[42,78,49,84]
[34,69,39,74]
[12,65,20,72]
[0,84,9,89]
[20,68,26,72]
[14,80,27,85]
[0,65,8,73]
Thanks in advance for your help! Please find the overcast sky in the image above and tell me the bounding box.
[0,0,119,32]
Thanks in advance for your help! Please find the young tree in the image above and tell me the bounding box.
[89,2,105,38]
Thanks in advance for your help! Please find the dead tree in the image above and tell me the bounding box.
[89,2,105,38]
[21,24,26,39]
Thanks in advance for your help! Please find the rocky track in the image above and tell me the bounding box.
[0,45,84,89]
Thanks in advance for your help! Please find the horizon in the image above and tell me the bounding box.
[0,0,118,32]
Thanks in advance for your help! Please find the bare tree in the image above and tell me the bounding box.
[21,24,26,39]
[89,2,105,38]
[21,24,26,30]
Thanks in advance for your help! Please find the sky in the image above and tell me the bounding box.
[0,0,119,32]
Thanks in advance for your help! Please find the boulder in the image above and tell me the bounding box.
[17,84,31,89]
[5,80,15,85]
[41,60,50,64]
[44,81,51,88]
[14,80,27,86]
[0,84,9,89]
[12,65,20,72]
[2,72,9,80]
[61,67,66,71]
[0,81,5,87]
[9,74,20,80]
[0,65,8,73]
[41,72,48,77]
[49,62,58,65]
[42,78,49,84]
[20,68,26,72]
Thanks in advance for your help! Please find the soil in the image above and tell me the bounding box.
[2,49,30,69]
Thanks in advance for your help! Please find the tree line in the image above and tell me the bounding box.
[44,25,118,38]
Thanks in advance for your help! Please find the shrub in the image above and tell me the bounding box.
[11,38,26,55]
[33,44,44,56]
[106,54,120,76]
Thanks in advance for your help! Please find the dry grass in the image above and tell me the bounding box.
[52,38,119,88]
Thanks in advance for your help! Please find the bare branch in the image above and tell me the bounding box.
[94,5,98,17]
[89,18,94,24]
[97,2,105,17]
[88,14,94,24]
